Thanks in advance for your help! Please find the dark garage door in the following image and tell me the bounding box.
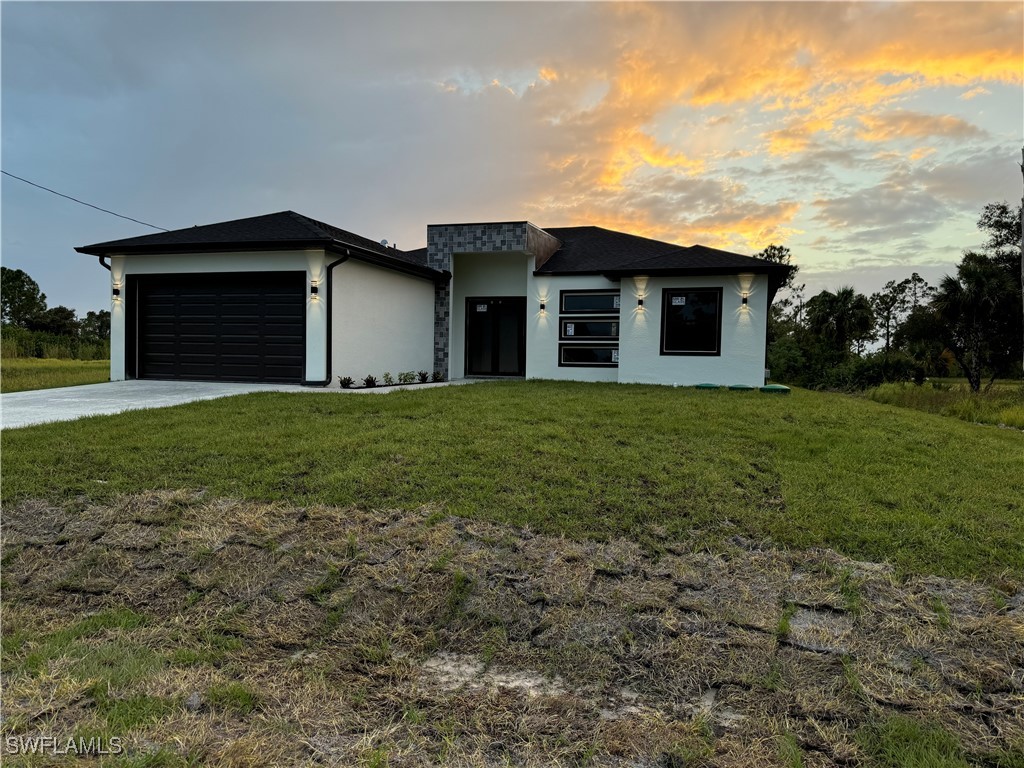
[133,272,305,383]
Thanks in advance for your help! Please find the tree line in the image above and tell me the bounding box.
[759,202,1023,392]
[1,267,110,359]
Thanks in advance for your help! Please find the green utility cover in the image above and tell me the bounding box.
[759,384,791,394]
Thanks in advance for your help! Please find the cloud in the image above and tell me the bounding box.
[856,110,985,142]
[959,86,992,100]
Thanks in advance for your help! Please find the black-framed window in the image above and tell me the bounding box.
[559,290,620,314]
[559,317,619,341]
[558,344,619,367]
[660,288,723,356]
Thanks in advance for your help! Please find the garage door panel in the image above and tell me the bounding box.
[135,272,305,383]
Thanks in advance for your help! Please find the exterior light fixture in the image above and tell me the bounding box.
[637,298,644,308]
[741,295,748,306]
[112,286,121,298]
[539,302,546,312]
[310,281,319,298]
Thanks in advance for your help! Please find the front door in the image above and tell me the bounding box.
[465,297,526,376]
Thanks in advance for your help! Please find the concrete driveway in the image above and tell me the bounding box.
[1,378,479,429]
[0,380,311,430]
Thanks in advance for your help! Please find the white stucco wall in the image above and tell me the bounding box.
[618,273,769,387]
[331,259,435,382]
[449,252,529,380]
[526,273,621,382]
[108,250,327,382]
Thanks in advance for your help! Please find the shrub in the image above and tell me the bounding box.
[417,370,430,383]
[431,371,444,382]
[1,326,109,360]
[382,372,395,386]
[338,376,354,389]
[362,375,378,388]
[398,371,415,385]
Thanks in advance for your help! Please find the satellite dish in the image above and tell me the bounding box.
[380,239,389,247]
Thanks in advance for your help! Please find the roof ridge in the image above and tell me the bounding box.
[286,211,336,240]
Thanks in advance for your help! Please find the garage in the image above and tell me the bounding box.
[127,271,305,383]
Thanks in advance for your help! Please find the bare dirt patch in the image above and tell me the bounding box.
[2,491,1021,766]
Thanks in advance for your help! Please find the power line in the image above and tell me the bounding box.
[1,170,169,232]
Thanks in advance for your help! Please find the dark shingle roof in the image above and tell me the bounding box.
[76,211,436,276]
[537,226,683,273]
[536,225,792,300]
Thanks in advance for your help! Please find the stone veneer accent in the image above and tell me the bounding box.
[427,222,561,376]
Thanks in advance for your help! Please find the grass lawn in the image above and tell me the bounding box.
[866,379,1024,429]
[2,380,1021,582]
[4,381,1022,766]
[0,357,109,393]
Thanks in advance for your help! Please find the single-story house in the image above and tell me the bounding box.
[76,211,790,387]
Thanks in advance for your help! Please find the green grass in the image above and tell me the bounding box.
[0,357,109,393]
[856,715,971,768]
[866,379,1024,428]
[2,380,1022,580]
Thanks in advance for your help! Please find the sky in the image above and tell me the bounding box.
[2,1,1022,316]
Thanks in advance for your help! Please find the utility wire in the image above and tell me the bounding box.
[1,170,169,232]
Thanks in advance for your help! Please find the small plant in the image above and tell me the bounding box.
[338,376,354,389]
[382,372,395,386]
[207,682,260,715]
[445,569,473,619]
[929,595,952,629]
[431,370,444,382]
[777,601,797,639]
[417,370,430,383]
[362,375,378,388]
[398,371,416,385]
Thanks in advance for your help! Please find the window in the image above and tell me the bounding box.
[660,288,723,356]
[559,344,619,367]
[559,290,620,314]
[559,317,619,341]
[557,290,620,367]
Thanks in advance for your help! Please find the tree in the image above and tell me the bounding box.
[0,267,47,328]
[29,305,80,337]
[755,244,805,343]
[805,286,875,358]
[869,281,909,357]
[80,310,111,342]
[932,253,1017,391]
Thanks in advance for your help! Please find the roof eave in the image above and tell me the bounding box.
[74,239,331,257]
[75,239,448,283]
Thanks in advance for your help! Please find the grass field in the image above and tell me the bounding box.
[0,358,109,393]
[4,382,1022,766]
[2,380,1022,581]
[866,379,1024,429]
[4,492,1021,767]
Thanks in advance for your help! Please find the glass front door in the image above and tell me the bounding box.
[465,297,526,376]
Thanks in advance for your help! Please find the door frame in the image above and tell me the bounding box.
[463,296,526,377]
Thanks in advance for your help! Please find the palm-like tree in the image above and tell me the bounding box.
[805,286,875,357]
[932,253,1015,392]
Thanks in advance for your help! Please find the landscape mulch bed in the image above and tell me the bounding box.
[2,490,1022,766]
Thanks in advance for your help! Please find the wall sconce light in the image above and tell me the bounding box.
[539,302,546,312]
[310,281,319,298]
[112,286,121,299]
[741,295,748,306]
[637,298,644,308]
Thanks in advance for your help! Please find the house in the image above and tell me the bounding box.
[76,211,790,387]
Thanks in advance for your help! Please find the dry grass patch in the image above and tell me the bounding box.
[2,491,1022,766]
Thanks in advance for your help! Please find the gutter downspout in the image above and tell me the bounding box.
[302,253,350,387]
[98,257,111,271]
